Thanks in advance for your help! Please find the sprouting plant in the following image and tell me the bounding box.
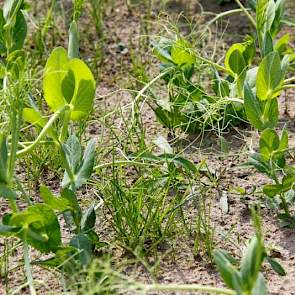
[247,127,295,225]
[241,25,295,225]
[0,0,100,292]
[151,37,242,135]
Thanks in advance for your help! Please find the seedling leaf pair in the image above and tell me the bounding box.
[214,236,267,294]
[244,83,278,131]
[62,134,96,189]
[43,47,95,120]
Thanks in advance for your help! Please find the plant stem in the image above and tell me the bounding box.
[195,54,227,72]
[270,159,291,218]
[17,105,70,157]
[234,0,256,28]
[132,70,171,119]
[58,141,76,191]
[23,240,36,295]
[94,160,158,170]
[137,283,236,295]
[206,8,248,28]
[284,76,295,84]
[279,84,295,91]
[279,193,291,217]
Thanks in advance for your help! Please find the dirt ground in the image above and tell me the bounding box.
[93,1,295,294]
[1,0,295,294]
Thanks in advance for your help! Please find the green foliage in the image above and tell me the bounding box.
[43,47,96,120]
[256,51,283,100]
[3,204,61,253]
[0,134,8,184]
[214,235,268,294]
[62,134,96,189]
[0,1,27,55]
[244,83,279,131]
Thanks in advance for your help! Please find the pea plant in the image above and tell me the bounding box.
[151,37,246,135]
[0,0,100,293]
[233,0,295,225]
[147,0,295,138]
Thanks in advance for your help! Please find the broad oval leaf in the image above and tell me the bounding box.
[8,204,61,253]
[43,47,96,120]
[259,128,280,161]
[171,39,195,66]
[256,51,283,100]
[225,44,247,76]
[244,83,264,130]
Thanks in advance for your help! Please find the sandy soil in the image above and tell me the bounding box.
[1,0,295,294]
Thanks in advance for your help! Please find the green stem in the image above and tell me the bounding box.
[195,54,227,72]
[58,141,76,191]
[94,160,158,170]
[280,194,291,217]
[137,283,235,295]
[17,105,70,157]
[270,159,291,218]
[206,8,248,28]
[234,0,256,28]
[284,76,295,84]
[23,240,36,295]
[279,84,295,91]
[132,70,171,119]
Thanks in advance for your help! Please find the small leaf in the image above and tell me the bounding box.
[63,134,82,173]
[213,250,242,291]
[0,184,17,200]
[263,184,282,198]
[262,31,274,57]
[275,34,290,55]
[266,256,286,276]
[248,153,271,175]
[244,83,264,130]
[70,233,92,266]
[68,20,79,59]
[171,39,195,66]
[225,44,246,76]
[252,273,268,295]
[282,174,295,192]
[81,205,96,232]
[39,185,71,212]
[240,237,263,289]
[43,47,96,120]
[8,204,61,253]
[0,223,20,236]
[23,108,55,138]
[62,135,96,189]
[75,138,96,188]
[259,128,280,161]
